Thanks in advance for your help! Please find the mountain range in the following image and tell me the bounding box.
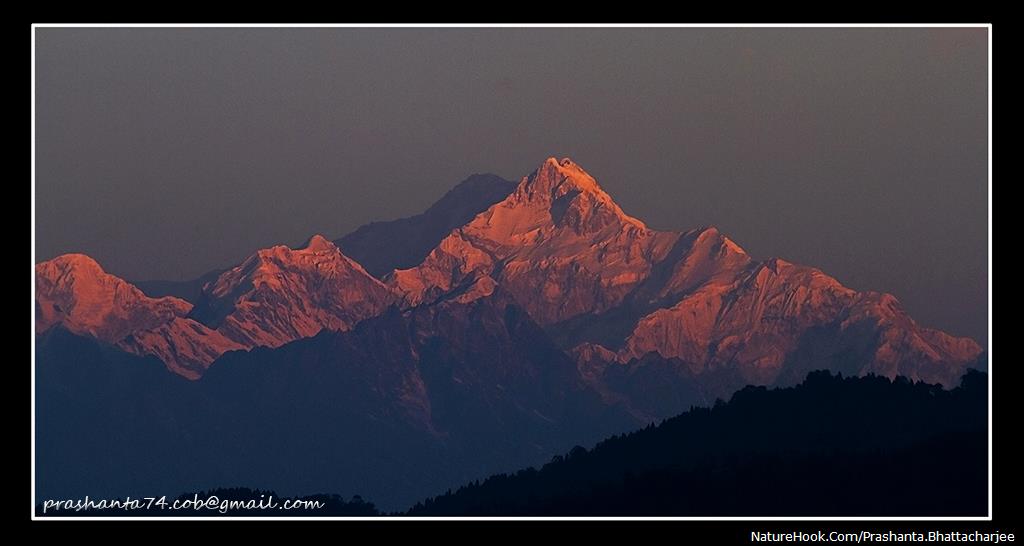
[34,157,984,509]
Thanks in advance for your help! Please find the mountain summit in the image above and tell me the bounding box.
[515,157,644,230]
[389,157,982,390]
[36,156,982,389]
[38,236,394,378]
[35,254,240,378]
[389,158,679,323]
[189,235,395,348]
[36,254,191,341]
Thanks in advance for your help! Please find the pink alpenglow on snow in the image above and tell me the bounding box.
[35,158,983,386]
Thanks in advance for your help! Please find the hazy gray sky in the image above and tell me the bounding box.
[34,27,988,344]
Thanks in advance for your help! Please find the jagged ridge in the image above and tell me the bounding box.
[35,157,983,389]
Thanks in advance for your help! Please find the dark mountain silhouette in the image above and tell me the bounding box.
[130,173,514,301]
[335,173,516,278]
[135,268,226,304]
[35,285,634,511]
[36,370,987,517]
[407,370,988,516]
[35,326,447,511]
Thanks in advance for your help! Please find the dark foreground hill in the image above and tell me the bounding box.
[407,370,987,517]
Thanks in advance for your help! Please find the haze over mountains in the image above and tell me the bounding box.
[35,157,985,508]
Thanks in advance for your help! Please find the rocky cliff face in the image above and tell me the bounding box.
[389,158,680,324]
[189,235,395,348]
[35,254,241,378]
[594,255,982,388]
[37,236,395,378]
[117,320,244,379]
[36,254,191,341]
